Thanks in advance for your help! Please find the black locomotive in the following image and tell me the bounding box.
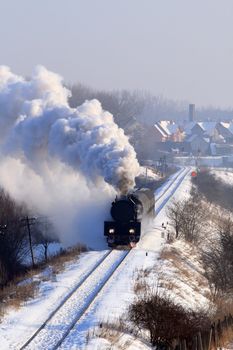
[104,188,155,247]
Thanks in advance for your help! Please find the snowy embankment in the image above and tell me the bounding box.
[0,167,195,350]
[211,168,233,186]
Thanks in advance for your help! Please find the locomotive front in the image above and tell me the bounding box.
[104,188,155,247]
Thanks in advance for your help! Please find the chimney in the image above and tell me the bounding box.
[189,104,195,122]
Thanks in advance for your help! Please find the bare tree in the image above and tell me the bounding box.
[202,217,233,295]
[0,189,29,285]
[166,200,184,239]
[33,219,57,263]
[180,196,206,243]
[167,194,206,242]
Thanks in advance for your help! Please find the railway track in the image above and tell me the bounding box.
[154,167,190,208]
[19,249,130,350]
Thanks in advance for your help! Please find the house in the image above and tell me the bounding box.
[185,134,210,155]
[183,122,222,142]
[154,121,184,142]
[198,122,221,141]
[158,121,184,141]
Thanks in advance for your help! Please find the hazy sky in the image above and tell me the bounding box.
[1,0,233,108]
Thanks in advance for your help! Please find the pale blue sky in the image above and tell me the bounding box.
[0,0,233,107]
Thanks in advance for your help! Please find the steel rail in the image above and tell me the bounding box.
[154,167,189,204]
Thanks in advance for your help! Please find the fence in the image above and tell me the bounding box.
[174,314,233,350]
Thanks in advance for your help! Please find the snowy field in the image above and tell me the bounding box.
[211,168,233,186]
[0,167,192,350]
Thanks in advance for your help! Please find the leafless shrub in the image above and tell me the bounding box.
[202,217,233,296]
[129,290,211,348]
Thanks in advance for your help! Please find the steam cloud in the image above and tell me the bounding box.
[0,66,140,248]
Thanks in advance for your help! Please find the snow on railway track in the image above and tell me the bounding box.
[20,250,130,350]
[154,167,190,214]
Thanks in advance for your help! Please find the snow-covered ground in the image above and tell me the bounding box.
[139,166,161,181]
[211,168,233,186]
[0,167,192,350]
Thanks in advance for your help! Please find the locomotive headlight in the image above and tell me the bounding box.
[109,228,115,234]
[129,228,135,234]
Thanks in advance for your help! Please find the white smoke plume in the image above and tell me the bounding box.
[0,66,140,248]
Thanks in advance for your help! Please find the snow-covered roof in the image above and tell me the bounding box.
[159,121,179,135]
[220,122,230,129]
[226,122,233,134]
[154,123,168,137]
[198,122,217,134]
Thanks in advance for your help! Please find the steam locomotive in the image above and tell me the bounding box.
[104,188,155,247]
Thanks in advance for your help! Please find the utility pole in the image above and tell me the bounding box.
[25,216,35,268]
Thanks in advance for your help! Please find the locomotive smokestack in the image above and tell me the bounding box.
[118,174,135,195]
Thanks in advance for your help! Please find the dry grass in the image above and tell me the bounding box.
[213,296,233,320]
[86,320,150,350]
[47,244,87,274]
[134,279,148,295]
[159,246,180,261]
[221,329,233,349]
[0,281,40,320]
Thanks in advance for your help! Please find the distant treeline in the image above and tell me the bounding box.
[68,83,233,126]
